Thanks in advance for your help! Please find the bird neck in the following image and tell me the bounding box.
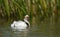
[24,19,30,28]
[24,19,29,23]
[24,19,30,24]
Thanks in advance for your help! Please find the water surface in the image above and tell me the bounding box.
[0,19,60,37]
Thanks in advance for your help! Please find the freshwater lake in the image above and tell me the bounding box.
[0,18,60,37]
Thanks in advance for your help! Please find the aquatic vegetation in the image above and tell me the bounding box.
[0,0,60,36]
[0,0,60,24]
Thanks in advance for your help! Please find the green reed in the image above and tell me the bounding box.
[0,0,60,24]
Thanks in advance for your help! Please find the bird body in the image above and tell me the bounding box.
[11,21,27,29]
[11,15,30,31]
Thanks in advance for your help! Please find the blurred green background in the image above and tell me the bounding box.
[0,0,60,37]
[0,0,60,22]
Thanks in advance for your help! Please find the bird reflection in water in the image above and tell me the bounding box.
[11,28,29,37]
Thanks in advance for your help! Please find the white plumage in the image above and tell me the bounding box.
[11,15,30,31]
[11,21,27,29]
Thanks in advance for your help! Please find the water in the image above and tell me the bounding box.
[0,19,60,37]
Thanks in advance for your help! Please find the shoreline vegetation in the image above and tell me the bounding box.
[0,0,60,35]
[0,0,60,24]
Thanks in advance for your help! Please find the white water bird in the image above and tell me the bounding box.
[11,15,30,30]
